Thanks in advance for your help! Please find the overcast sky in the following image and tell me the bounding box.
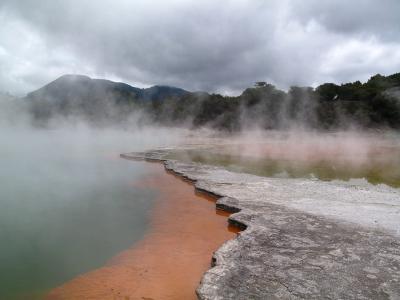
[1,0,399,96]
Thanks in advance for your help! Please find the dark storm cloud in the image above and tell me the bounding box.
[0,0,399,95]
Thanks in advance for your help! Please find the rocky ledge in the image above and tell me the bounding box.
[121,150,400,300]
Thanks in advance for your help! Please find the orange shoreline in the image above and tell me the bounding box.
[47,162,239,300]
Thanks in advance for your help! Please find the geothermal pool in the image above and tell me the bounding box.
[0,128,169,299]
[2,128,400,299]
[167,133,400,187]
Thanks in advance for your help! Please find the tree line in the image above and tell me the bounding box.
[144,73,400,131]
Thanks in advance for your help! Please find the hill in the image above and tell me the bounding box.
[25,74,189,123]
[24,73,400,130]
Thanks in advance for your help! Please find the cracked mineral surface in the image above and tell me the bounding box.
[121,149,400,300]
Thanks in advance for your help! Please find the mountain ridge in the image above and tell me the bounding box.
[23,72,400,130]
[25,74,191,123]
[27,74,189,101]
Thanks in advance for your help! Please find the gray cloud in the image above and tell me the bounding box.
[0,0,399,96]
[291,0,400,41]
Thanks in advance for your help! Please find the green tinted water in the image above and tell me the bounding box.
[168,148,400,187]
[0,128,158,299]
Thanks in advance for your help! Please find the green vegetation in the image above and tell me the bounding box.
[146,72,400,130]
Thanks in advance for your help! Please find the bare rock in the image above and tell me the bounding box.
[121,150,400,300]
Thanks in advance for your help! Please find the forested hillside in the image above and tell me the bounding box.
[24,73,400,130]
[148,73,400,130]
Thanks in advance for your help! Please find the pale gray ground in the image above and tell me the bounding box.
[121,149,400,300]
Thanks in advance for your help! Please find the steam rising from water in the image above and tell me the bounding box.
[0,120,194,299]
[234,129,400,168]
[174,129,400,187]
[1,90,400,187]
[1,83,400,300]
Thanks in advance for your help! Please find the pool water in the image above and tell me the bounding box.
[167,146,400,187]
[0,128,162,299]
